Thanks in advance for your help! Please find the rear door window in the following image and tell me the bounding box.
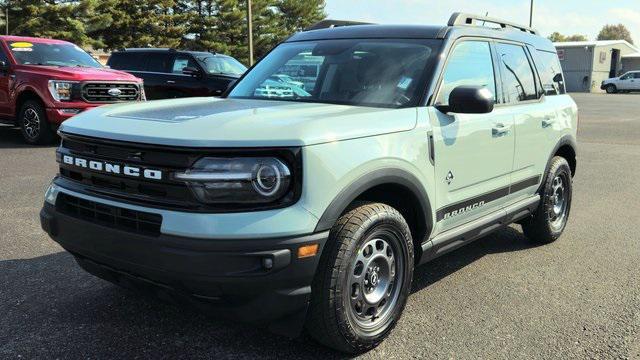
[145,53,172,73]
[496,43,538,103]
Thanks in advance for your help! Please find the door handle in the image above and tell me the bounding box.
[542,117,555,128]
[492,123,511,136]
[166,80,176,84]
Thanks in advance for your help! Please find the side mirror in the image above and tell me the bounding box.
[552,73,563,83]
[436,86,494,114]
[182,66,202,76]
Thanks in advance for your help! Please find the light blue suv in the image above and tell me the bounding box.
[40,14,577,353]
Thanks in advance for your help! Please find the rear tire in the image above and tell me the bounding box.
[522,156,572,244]
[306,203,414,354]
[19,100,55,145]
[605,84,617,94]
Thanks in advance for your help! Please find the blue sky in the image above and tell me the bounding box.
[325,0,640,44]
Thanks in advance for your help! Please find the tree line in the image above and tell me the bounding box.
[548,24,634,44]
[0,0,326,64]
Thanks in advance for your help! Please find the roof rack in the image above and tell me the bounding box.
[121,48,177,52]
[304,19,373,31]
[448,12,538,35]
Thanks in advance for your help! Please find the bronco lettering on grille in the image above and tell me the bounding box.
[61,154,163,180]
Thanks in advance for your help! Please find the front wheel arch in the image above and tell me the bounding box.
[15,89,45,124]
[314,169,433,259]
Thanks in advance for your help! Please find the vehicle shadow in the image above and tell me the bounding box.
[0,125,58,149]
[411,226,539,294]
[0,227,538,359]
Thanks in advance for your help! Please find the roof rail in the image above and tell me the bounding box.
[121,47,177,52]
[448,12,538,35]
[304,19,373,31]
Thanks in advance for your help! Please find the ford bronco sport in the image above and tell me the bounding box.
[40,13,577,353]
[0,36,143,144]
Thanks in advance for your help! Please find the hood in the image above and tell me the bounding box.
[60,98,417,147]
[16,65,139,82]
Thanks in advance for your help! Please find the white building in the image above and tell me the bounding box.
[554,40,639,92]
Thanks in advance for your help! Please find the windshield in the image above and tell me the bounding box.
[9,41,102,68]
[228,39,439,108]
[198,56,247,76]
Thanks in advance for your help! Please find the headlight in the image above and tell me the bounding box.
[174,157,292,204]
[48,80,76,101]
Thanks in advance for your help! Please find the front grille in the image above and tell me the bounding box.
[82,83,140,103]
[56,193,162,236]
[57,133,302,213]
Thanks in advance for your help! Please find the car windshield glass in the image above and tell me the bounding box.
[199,56,247,76]
[9,41,102,68]
[228,39,439,108]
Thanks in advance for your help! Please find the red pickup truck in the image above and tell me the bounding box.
[0,36,144,144]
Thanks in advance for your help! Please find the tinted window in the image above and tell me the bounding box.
[108,52,146,71]
[198,56,247,76]
[634,73,640,79]
[10,42,101,68]
[146,53,171,73]
[229,39,438,108]
[172,55,198,74]
[496,43,538,102]
[436,41,496,105]
[534,50,565,95]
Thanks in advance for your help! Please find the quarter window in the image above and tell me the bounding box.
[534,50,566,95]
[496,43,538,102]
[436,41,496,105]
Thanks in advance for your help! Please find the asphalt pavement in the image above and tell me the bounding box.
[1,93,639,359]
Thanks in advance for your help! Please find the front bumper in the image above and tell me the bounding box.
[46,106,97,124]
[40,201,328,336]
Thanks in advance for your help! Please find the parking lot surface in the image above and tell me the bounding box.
[1,93,639,359]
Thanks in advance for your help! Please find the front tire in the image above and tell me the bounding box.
[522,156,572,243]
[19,100,55,145]
[605,84,617,94]
[306,203,414,354]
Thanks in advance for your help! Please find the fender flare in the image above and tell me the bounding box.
[14,85,47,117]
[313,168,433,238]
[538,134,577,194]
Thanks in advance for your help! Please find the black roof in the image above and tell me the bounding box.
[114,48,230,57]
[286,19,555,53]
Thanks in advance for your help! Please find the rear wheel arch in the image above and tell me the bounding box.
[538,135,577,194]
[314,169,433,262]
